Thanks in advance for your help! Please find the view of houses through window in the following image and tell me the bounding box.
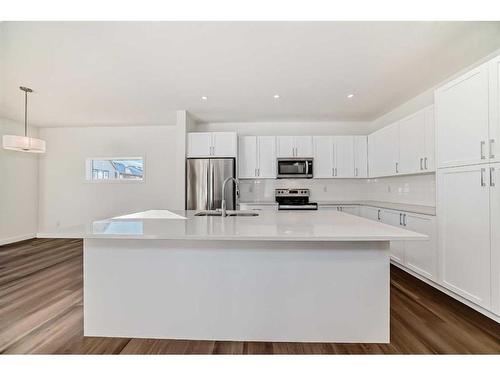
[88,158,144,181]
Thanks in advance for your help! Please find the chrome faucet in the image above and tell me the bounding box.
[221,177,239,217]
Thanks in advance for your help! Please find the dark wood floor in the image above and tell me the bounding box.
[0,238,499,354]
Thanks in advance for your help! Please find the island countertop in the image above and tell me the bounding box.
[37,209,427,242]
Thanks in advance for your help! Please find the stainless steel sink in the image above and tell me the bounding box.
[195,210,259,217]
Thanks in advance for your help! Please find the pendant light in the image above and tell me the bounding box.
[2,86,46,153]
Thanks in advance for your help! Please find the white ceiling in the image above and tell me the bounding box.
[1,21,500,127]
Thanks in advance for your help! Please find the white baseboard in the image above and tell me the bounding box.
[0,233,36,246]
[391,260,500,324]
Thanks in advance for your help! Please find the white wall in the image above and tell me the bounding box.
[38,125,180,229]
[196,121,373,136]
[0,118,39,244]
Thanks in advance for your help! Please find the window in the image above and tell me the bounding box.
[86,157,144,182]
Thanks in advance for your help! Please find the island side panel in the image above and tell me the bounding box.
[83,239,390,343]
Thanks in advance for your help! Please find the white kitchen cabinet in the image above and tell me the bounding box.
[340,205,360,216]
[277,136,313,157]
[212,132,238,157]
[489,163,500,314]
[404,213,437,281]
[257,136,277,178]
[489,56,500,164]
[424,106,436,171]
[437,164,491,309]
[238,136,258,178]
[188,132,237,157]
[319,205,360,216]
[381,209,405,264]
[369,123,399,177]
[334,136,355,178]
[313,136,359,178]
[276,136,295,157]
[399,109,427,174]
[354,136,368,178]
[435,63,490,168]
[187,132,212,157]
[238,136,276,179]
[360,206,382,221]
[313,136,334,178]
[295,136,314,157]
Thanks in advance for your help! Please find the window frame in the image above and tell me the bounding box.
[84,156,146,184]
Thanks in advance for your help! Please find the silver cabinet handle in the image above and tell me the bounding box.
[355,167,358,176]
[481,168,486,186]
[399,213,403,226]
[332,167,335,177]
[335,167,338,176]
[490,139,495,159]
[377,209,381,221]
[424,157,428,170]
[420,158,423,170]
[491,167,495,187]
[395,162,399,173]
[481,141,486,159]
[403,214,407,226]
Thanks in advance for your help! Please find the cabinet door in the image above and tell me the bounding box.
[340,206,360,216]
[276,136,295,157]
[437,165,491,308]
[187,132,212,157]
[294,136,314,157]
[334,136,355,178]
[489,163,500,314]
[435,64,490,168]
[404,213,437,281]
[489,56,500,164]
[354,136,368,178]
[360,206,381,221]
[257,136,277,178]
[399,109,426,174]
[313,136,334,178]
[424,106,435,171]
[370,124,399,177]
[238,136,257,178]
[212,132,237,157]
[367,134,379,177]
[381,210,405,264]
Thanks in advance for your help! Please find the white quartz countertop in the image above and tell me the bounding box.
[37,209,427,242]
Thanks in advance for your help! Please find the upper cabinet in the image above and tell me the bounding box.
[277,136,313,157]
[313,136,366,178]
[187,132,237,158]
[353,136,368,178]
[435,63,490,168]
[368,106,435,178]
[369,123,399,177]
[488,55,500,164]
[238,136,276,179]
[398,106,435,174]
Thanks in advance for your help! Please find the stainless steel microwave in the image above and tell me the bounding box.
[277,158,313,179]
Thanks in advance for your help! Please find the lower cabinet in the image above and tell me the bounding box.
[360,206,382,221]
[319,205,360,216]
[380,210,406,264]
[437,164,492,309]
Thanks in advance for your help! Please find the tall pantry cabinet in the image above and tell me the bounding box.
[435,55,500,315]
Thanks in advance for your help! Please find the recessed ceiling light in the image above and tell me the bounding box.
[201,96,208,101]
[273,94,280,99]
[347,94,355,99]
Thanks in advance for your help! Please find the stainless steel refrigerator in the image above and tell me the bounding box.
[186,158,236,210]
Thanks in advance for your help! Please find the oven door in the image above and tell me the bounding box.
[277,159,313,178]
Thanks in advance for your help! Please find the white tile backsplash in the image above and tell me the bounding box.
[239,173,436,206]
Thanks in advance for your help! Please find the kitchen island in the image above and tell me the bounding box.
[37,209,426,343]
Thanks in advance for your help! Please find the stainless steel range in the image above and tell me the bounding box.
[275,188,318,210]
